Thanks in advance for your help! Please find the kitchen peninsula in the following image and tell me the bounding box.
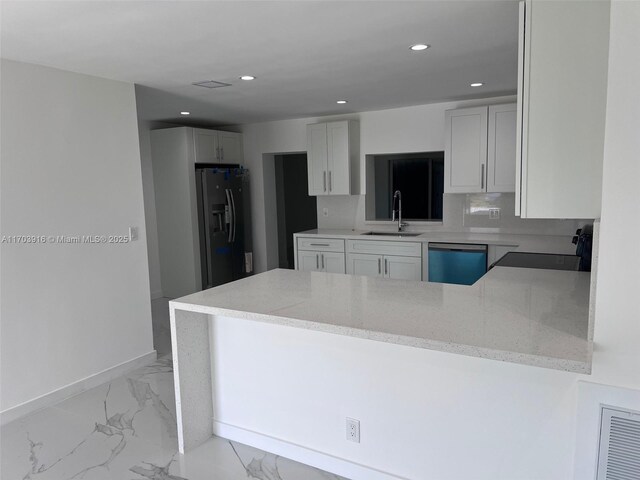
[169,264,592,462]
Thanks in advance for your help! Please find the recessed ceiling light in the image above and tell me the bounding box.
[410,44,430,51]
[240,75,256,81]
[336,100,348,104]
[180,111,190,115]
[470,82,484,87]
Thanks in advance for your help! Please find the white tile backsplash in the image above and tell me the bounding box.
[317,193,590,236]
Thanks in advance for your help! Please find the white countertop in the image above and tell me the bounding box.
[171,267,591,373]
[294,229,577,254]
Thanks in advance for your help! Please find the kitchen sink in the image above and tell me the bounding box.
[361,231,423,237]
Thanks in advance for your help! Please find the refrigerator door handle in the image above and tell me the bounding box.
[225,189,233,243]
[229,189,237,242]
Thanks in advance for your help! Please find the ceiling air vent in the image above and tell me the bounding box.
[192,80,232,89]
[596,406,640,480]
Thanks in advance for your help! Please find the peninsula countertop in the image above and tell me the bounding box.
[171,267,592,373]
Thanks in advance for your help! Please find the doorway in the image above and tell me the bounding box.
[274,154,317,269]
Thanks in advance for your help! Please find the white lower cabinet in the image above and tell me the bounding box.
[297,237,422,280]
[296,237,346,273]
[385,255,422,281]
[298,250,346,273]
[345,239,422,281]
[298,250,322,272]
[322,252,347,274]
[347,253,384,277]
[346,253,421,281]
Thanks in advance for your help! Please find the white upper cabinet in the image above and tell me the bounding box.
[193,129,219,163]
[516,0,609,218]
[444,106,488,193]
[217,131,243,164]
[487,104,517,193]
[193,128,243,164]
[307,123,329,195]
[307,120,359,196]
[445,104,516,194]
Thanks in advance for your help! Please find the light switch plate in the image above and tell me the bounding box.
[129,226,138,241]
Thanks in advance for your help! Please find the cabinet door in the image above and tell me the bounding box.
[346,253,383,278]
[384,256,422,281]
[298,251,321,272]
[516,0,609,218]
[445,106,488,193]
[193,129,219,163]
[322,252,346,274]
[218,131,243,164]
[326,121,350,195]
[307,123,328,196]
[487,104,517,193]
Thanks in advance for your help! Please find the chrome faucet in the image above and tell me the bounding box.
[391,190,408,232]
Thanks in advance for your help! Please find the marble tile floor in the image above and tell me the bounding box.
[1,355,348,480]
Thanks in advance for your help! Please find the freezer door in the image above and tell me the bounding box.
[197,169,234,288]
[228,174,249,280]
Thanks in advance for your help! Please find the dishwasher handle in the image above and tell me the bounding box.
[429,243,488,252]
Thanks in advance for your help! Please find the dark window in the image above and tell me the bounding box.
[369,152,444,221]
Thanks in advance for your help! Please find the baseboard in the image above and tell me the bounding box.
[151,289,164,300]
[213,421,407,480]
[0,350,157,426]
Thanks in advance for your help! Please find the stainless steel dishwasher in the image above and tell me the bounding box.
[428,243,488,285]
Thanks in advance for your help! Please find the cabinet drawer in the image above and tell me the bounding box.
[297,237,345,253]
[346,239,421,257]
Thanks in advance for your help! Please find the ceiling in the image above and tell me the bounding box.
[1,1,519,126]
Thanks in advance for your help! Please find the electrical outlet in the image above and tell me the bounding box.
[346,417,360,443]
[322,208,329,217]
[128,226,138,241]
[489,208,500,220]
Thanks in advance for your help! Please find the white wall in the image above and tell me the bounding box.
[0,60,154,413]
[136,118,163,299]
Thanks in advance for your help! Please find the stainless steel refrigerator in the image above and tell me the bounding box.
[196,165,252,289]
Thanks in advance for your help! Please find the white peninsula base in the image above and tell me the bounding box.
[170,268,592,480]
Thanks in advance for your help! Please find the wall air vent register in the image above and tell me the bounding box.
[596,406,640,480]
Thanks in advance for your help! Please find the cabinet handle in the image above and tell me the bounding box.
[316,254,319,269]
[221,146,224,160]
[321,254,325,269]
[378,258,381,274]
[481,164,485,190]
[323,171,327,192]
[384,258,388,275]
[329,171,332,192]
[309,243,330,247]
